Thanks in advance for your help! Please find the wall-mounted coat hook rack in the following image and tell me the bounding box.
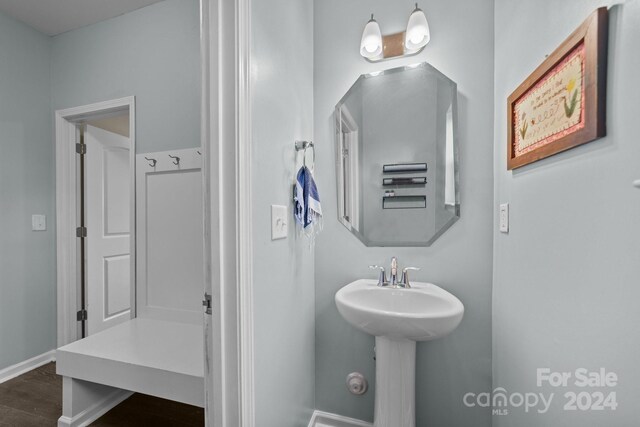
[168,155,180,165]
[144,157,157,167]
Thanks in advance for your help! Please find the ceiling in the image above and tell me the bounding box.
[0,0,165,36]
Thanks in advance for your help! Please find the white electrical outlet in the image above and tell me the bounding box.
[32,214,46,231]
[499,203,509,233]
[271,205,288,240]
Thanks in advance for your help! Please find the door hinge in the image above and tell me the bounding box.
[76,309,87,322]
[202,293,212,315]
[76,226,87,238]
[75,143,86,155]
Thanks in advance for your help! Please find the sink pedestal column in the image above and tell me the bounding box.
[374,336,416,427]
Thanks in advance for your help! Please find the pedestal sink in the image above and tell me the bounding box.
[335,279,464,427]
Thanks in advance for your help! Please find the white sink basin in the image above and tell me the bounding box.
[335,279,464,341]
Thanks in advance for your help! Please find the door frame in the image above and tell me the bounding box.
[201,0,253,425]
[337,106,360,231]
[55,96,136,347]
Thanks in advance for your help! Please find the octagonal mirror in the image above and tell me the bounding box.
[334,62,459,247]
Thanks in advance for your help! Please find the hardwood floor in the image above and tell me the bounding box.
[0,363,204,426]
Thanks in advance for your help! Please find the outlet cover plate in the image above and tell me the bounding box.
[32,214,46,231]
[499,203,509,233]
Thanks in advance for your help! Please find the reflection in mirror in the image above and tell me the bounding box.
[335,62,459,247]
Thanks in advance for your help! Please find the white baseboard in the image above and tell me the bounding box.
[0,350,56,384]
[57,389,133,427]
[308,410,373,427]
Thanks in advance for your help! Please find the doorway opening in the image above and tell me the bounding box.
[55,97,136,346]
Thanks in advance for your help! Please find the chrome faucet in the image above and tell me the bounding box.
[370,258,421,288]
[389,257,399,287]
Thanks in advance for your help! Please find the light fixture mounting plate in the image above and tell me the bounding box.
[365,31,425,62]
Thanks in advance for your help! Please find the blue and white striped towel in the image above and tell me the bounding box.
[294,166,322,241]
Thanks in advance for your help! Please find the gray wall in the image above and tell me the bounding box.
[0,10,55,372]
[314,0,494,425]
[493,1,640,426]
[51,0,200,154]
[250,0,316,425]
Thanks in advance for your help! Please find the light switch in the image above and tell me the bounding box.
[271,205,288,240]
[499,203,509,233]
[32,214,46,231]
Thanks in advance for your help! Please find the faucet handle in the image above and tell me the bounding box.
[369,265,388,287]
[400,267,421,289]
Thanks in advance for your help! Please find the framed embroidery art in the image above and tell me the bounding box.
[507,8,608,170]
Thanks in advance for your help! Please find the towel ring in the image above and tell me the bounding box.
[295,140,315,169]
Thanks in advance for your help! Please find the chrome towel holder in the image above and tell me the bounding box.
[295,140,315,169]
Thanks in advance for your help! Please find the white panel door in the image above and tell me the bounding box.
[85,125,131,335]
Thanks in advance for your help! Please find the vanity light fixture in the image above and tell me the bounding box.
[405,3,430,50]
[359,4,431,62]
[360,14,383,59]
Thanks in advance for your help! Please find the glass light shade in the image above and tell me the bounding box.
[405,6,430,50]
[360,16,382,59]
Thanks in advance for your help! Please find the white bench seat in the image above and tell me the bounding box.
[56,318,204,427]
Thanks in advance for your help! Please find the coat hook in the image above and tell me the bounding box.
[168,154,180,165]
[144,157,157,167]
[197,150,202,155]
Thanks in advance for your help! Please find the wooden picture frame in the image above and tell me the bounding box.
[507,7,608,170]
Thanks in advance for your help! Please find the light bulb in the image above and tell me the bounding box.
[360,14,382,59]
[405,4,430,51]
[410,33,424,44]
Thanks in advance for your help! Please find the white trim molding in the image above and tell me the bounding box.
[199,1,220,426]
[202,0,253,424]
[0,350,56,384]
[236,0,255,424]
[57,391,131,427]
[201,0,252,425]
[57,377,132,427]
[308,411,373,427]
[55,96,136,347]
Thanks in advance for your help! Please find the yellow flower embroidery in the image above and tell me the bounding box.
[564,77,579,118]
